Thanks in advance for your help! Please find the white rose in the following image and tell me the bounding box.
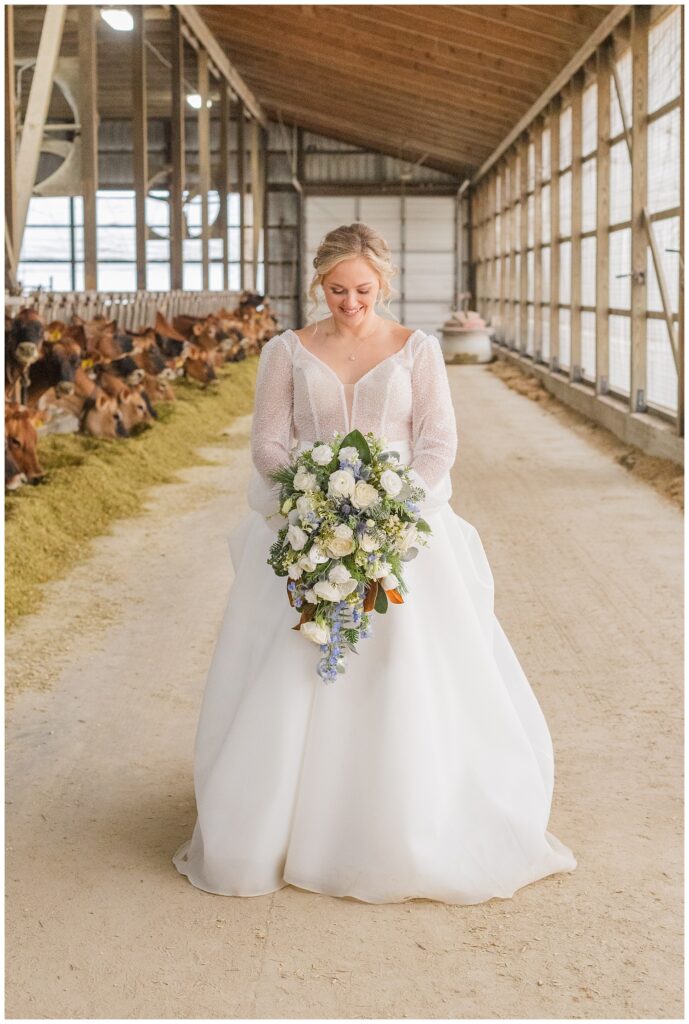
[304,587,318,603]
[327,468,356,499]
[309,543,329,564]
[287,523,308,550]
[293,466,319,491]
[381,573,399,591]
[287,562,304,579]
[338,446,360,462]
[311,444,334,465]
[359,531,381,552]
[351,479,379,510]
[313,579,342,602]
[298,551,318,572]
[300,620,330,644]
[380,468,403,497]
[324,523,356,557]
[296,493,315,517]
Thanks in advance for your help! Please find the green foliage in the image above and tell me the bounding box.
[339,428,372,464]
[374,585,389,614]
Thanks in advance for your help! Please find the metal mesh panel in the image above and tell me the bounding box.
[608,314,631,395]
[646,318,678,411]
[581,236,597,306]
[580,311,597,381]
[648,7,681,113]
[609,228,631,308]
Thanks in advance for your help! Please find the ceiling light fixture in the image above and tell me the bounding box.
[100,7,134,32]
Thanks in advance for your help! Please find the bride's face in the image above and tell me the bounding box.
[321,257,381,327]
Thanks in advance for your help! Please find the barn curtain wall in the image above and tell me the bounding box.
[473,5,682,430]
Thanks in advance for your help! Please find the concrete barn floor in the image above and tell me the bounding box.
[5,364,683,1019]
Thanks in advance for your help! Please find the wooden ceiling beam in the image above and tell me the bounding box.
[228,49,518,137]
[244,73,500,159]
[519,4,614,31]
[454,5,597,45]
[198,24,533,122]
[202,6,551,95]
[473,4,631,182]
[380,4,577,65]
[175,3,265,124]
[308,4,563,78]
[260,102,473,177]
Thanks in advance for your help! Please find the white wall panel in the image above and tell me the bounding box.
[304,194,456,333]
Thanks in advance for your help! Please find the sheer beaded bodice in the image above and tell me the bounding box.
[248,327,458,516]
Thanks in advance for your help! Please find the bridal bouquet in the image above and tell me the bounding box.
[266,428,432,683]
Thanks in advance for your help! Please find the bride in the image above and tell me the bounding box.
[172,222,577,904]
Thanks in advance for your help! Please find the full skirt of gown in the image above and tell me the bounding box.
[172,438,577,904]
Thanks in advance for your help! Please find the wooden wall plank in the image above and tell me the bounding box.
[549,101,561,370]
[169,7,185,291]
[77,6,97,291]
[197,47,210,291]
[132,4,148,291]
[570,70,583,381]
[596,42,611,394]
[630,5,649,413]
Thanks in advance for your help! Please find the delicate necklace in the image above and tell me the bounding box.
[327,320,380,361]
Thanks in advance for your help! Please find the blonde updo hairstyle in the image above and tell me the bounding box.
[305,222,399,329]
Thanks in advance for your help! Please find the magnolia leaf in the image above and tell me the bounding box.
[374,585,389,614]
[339,428,371,464]
[363,579,378,612]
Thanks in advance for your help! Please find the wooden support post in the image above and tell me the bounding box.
[499,158,507,338]
[534,120,543,361]
[219,83,230,291]
[15,5,66,258]
[491,174,498,324]
[5,5,16,286]
[570,70,583,382]
[549,100,561,370]
[170,7,185,291]
[519,134,529,353]
[466,189,475,309]
[679,4,685,436]
[596,43,611,395]
[78,6,98,291]
[262,123,269,297]
[198,48,210,291]
[630,5,649,413]
[296,126,305,325]
[132,4,148,291]
[237,100,245,291]
[510,149,518,346]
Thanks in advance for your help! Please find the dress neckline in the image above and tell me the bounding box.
[286,327,421,393]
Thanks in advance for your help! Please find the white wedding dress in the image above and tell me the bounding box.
[172,327,577,904]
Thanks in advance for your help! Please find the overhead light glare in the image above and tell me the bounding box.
[100,8,134,32]
[186,94,212,109]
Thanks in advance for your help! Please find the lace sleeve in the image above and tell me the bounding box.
[250,334,294,482]
[409,335,458,490]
